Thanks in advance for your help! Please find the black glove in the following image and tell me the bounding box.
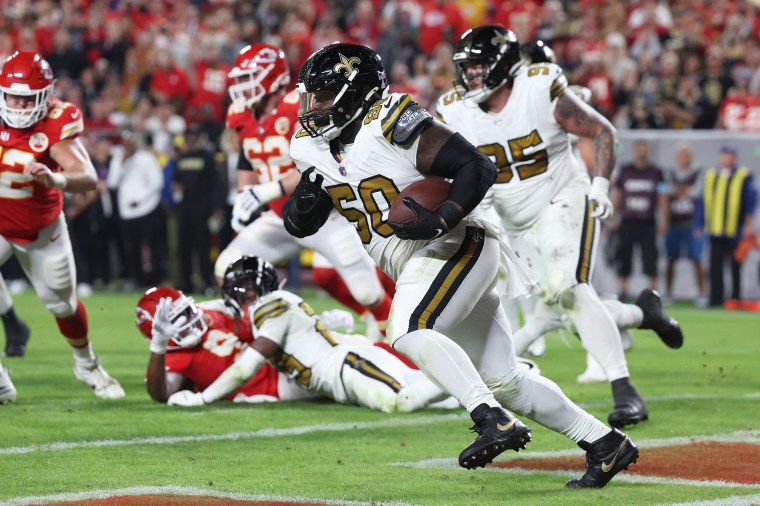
[388,197,449,240]
[292,166,325,214]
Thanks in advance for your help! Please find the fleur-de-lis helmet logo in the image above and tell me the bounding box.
[333,53,361,77]
[491,31,514,47]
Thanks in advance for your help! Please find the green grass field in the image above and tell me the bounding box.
[1,289,759,506]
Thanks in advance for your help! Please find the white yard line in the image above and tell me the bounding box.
[662,494,760,506]
[577,392,760,409]
[0,413,467,455]
[0,485,422,506]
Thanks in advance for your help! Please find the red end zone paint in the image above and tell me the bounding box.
[491,442,760,484]
[47,497,322,506]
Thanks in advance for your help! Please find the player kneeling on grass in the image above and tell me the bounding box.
[167,256,453,413]
[136,286,314,404]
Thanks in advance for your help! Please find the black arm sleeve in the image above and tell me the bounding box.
[429,132,497,228]
[282,190,334,238]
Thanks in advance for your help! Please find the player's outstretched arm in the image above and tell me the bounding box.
[554,91,617,220]
[29,137,98,193]
[167,336,279,406]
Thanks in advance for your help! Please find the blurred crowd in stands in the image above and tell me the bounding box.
[1,0,759,298]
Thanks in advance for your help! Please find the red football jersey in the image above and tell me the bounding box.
[0,99,84,243]
[226,90,300,217]
[163,308,280,400]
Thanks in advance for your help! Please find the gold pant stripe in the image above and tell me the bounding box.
[408,227,484,332]
[575,198,596,283]
[344,352,402,393]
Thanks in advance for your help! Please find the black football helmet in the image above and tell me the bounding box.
[453,25,521,103]
[521,40,557,65]
[222,256,280,315]
[296,42,388,139]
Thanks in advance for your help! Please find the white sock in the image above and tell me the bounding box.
[512,310,563,356]
[393,329,499,412]
[561,412,611,444]
[72,342,96,362]
[488,369,608,443]
[562,284,629,381]
[603,299,644,330]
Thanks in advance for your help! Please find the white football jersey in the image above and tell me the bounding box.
[290,93,492,280]
[436,63,587,231]
[250,289,418,406]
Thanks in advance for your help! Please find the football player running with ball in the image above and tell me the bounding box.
[283,42,638,488]
[216,44,394,330]
[435,26,649,429]
[0,51,123,399]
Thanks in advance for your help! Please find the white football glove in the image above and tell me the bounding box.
[231,181,284,232]
[588,177,614,220]
[231,187,262,233]
[150,297,185,354]
[167,390,206,406]
[319,309,355,332]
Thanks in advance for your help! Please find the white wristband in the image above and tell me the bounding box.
[591,177,609,194]
[255,180,285,204]
[50,172,67,190]
[149,342,167,355]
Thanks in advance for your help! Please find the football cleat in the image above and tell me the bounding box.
[635,289,683,349]
[459,403,532,469]
[74,358,125,399]
[0,364,17,404]
[566,429,639,489]
[2,311,31,358]
[608,383,648,429]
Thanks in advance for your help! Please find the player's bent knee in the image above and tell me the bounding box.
[46,298,77,317]
[345,272,383,307]
[215,247,242,279]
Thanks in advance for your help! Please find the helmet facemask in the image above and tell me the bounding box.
[228,64,290,109]
[453,27,522,105]
[222,256,280,317]
[296,43,388,140]
[167,295,207,349]
[0,83,53,129]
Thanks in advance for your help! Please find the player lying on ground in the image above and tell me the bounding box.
[136,286,318,403]
[167,256,455,413]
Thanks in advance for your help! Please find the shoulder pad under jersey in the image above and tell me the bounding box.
[380,94,433,145]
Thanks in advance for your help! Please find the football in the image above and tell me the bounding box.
[388,177,452,224]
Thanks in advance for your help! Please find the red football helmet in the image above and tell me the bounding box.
[0,51,55,129]
[135,287,208,349]
[228,43,290,109]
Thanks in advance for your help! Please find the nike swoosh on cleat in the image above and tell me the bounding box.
[496,420,517,431]
[601,436,629,472]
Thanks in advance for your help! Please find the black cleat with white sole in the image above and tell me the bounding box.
[566,428,639,489]
[635,289,683,349]
[459,403,532,469]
